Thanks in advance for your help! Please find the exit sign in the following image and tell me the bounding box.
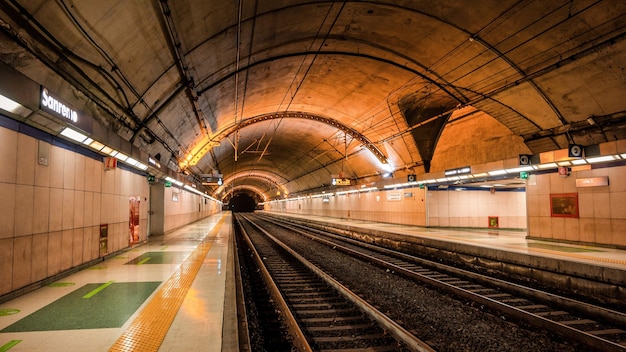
[520,171,529,180]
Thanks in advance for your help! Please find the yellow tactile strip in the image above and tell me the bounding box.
[109,215,225,352]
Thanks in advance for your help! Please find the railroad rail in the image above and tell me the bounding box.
[235,214,435,352]
[258,213,626,352]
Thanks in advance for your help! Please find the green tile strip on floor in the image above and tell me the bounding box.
[0,309,19,316]
[47,282,75,287]
[0,340,21,352]
[137,257,151,265]
[1,282,161,332]
[124,251,188,265]
[82,281,115,299]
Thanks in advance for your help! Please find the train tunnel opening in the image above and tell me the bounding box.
[230,193,258,213]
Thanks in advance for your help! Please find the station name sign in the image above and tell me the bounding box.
[40,86,93,134]
[41,87,78,123]
[444,166,471,177]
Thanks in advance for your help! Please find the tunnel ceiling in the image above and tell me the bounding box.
[1,1,626,200]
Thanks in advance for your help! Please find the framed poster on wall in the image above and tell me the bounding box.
[550,193,579,218]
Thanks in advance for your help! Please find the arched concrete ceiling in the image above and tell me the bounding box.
[1,0,625,199]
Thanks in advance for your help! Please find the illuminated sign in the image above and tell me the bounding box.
[576,176,609,188]
[40,86,93,134]
[444,166,471,176]
[41,87,78,123]
[332,178,351,186]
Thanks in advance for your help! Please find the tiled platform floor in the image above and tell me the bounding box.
[0,212,231,352]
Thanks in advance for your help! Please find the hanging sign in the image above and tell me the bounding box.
[444,166,471,176]
[332,178,351,186]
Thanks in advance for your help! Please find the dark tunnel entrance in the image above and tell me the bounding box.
[229,193,258,213]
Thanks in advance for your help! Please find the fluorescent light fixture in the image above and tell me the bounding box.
[165,176,183,187]
[82,138,93,146]
[0,94,21,112]
[136,163,148,171]
[100,146,113,154]
[488,169,508,176]
[89,140,105,151]
[0,94,31,117]
[586,155,617,164]
[571,159,588,165]
[537,163,558,169]
[436,178,448,182]
[506,166,534,173]
[108,149,118,157]
[472,173,488,178]
[556,161,572,166]
[60,127,88,143]
[125,157,139,166]
[359,187,378,192]
[114,152,129,162]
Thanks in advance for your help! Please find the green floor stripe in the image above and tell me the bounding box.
[124,251,188,265]
[0,309,19,316]
[83,280,114,298]
[2,282,161,332]
[48,282,75,287]
[0,340,21,352]
[137,257,151,265]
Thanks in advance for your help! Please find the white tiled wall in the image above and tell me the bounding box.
[163,186,220,232]
[271,188,429,226]
[0,126,152,296]
[427,189,527,229]
[269,186,527,230]
[527,166,626,247]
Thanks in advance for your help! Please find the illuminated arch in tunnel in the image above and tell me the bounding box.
[221,185,268,202]
[184,111,389,167]
[215,170,290,197]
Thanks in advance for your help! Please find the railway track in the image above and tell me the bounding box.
[257,213,626,352]
[235,214,434,352]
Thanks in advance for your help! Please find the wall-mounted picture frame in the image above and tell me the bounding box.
[550,193,579,218]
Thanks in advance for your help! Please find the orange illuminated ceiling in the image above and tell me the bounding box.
[2,1,626,198]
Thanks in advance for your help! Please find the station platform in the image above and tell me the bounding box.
[0,212,236,352]
[267,212,626,270]
[264,211,626,303]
